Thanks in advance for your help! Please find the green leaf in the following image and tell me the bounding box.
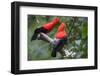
[82,22,88,39]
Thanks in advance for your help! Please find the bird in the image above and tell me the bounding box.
[31,17,60,41]
[31,18,68,58]
[51,23,68,58]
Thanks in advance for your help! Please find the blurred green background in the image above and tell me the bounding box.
[28,15,88,60]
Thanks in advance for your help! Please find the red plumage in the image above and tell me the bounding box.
[43,17,60,32]
[55,23,68,39]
